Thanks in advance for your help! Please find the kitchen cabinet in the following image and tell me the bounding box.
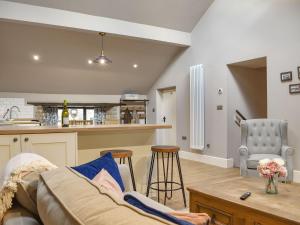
[20,133,77,167]
[0,133,77,170]
[0,135,21,171]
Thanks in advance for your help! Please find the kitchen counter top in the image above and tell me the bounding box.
[0,124,172,135]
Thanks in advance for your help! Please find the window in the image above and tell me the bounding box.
[86,109,95,120]
[57,107,94,122]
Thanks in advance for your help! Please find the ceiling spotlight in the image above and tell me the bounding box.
[93,32,112,65]
[33,55,40,61]
[133,64,138,68]
[88,59,93,64]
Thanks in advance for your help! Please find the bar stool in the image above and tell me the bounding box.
[100,149,136,191]
[146,145,186,207]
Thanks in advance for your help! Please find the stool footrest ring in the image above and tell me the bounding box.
[149,181,182,192]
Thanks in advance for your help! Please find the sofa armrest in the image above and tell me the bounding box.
[239,146,249,157]
[281,146,294,182]
[118,164,133,192]
[239,146,248,176]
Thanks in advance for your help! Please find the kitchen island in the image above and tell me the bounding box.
[0,124,171,191]
[0,124,171,135]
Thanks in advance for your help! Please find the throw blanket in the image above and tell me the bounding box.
[124,194,210,225]
[0,153,57,221]
[169,212,210,225]
[124,194,194,225]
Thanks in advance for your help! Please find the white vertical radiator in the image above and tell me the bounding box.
[190,64,205,150]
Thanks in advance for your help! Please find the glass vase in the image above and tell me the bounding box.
[265,174,279,194]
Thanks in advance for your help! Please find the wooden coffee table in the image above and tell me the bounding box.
[188,176,300,225]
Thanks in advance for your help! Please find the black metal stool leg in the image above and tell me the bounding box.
[162,152,166,181]
[146,152,155,197]
[156,152,160,203]
[164,152,170,205]
[175,152,187,207]
[128,157,136,191]
[168,152,174,200]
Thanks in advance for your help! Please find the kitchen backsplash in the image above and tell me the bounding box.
[0,98,34,119]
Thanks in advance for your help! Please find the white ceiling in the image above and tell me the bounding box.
[0,21,182,95]
[5,0,214,32]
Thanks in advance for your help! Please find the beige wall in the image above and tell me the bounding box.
[147,0,300,169]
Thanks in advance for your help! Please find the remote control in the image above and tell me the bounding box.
[240,192,251,200]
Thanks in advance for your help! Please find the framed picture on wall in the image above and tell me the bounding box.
[289,83,300,94]
[298,66,300,79]
[280,71,292,82]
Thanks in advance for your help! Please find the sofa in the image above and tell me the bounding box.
[239,119,294,182]
[3,164,175,225]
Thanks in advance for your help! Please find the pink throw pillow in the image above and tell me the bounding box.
[92,169,124,199]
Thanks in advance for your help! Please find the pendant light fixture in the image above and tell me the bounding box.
[93,32,112,65]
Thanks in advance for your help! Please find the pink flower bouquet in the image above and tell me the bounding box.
[257,158,287,194]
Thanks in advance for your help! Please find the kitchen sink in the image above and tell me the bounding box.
[0,120,41,126]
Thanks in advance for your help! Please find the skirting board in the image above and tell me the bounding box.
[294,170,300,183]
[179,151,234,168]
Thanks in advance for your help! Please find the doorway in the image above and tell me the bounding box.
[227,57,267,167]
[156,87,177,145]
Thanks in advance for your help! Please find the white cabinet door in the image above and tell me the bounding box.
[21,133,77,167]
[0,135,21,171]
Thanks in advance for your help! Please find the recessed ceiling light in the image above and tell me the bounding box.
[33,54,40,61]
[133,64,138,68]
[88,59,93,64]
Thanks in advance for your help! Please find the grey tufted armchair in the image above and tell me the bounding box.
[240,119,294,182]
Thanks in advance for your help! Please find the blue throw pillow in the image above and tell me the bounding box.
[72,152,125,192]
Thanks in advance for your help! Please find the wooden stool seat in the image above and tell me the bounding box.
[99,149,136,191]
[100,149,133,158]
[151,145,180,153]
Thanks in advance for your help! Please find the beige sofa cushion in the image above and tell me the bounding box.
[37,167,175,225]
[15,171,40,216]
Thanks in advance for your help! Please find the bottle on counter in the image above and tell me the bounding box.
[62,100,69,127]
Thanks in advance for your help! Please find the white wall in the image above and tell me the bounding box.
[147,0,300,170]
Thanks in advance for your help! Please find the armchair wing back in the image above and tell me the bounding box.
[241,119,287,155]
[240,119,294,182]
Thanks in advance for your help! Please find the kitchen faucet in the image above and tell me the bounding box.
[2,109,9,119]
[9,106,21,120]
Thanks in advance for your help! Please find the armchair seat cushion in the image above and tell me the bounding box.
[247,154,285,169]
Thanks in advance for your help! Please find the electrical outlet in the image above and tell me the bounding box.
[217,105,223,110]
[182,136,187,140]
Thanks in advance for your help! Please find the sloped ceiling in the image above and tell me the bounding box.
[5,0,214,32]
[0,21,183,95]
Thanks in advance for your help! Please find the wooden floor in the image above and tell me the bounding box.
[148,158,240,210]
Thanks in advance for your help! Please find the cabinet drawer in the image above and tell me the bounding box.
[196,203,233,225]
